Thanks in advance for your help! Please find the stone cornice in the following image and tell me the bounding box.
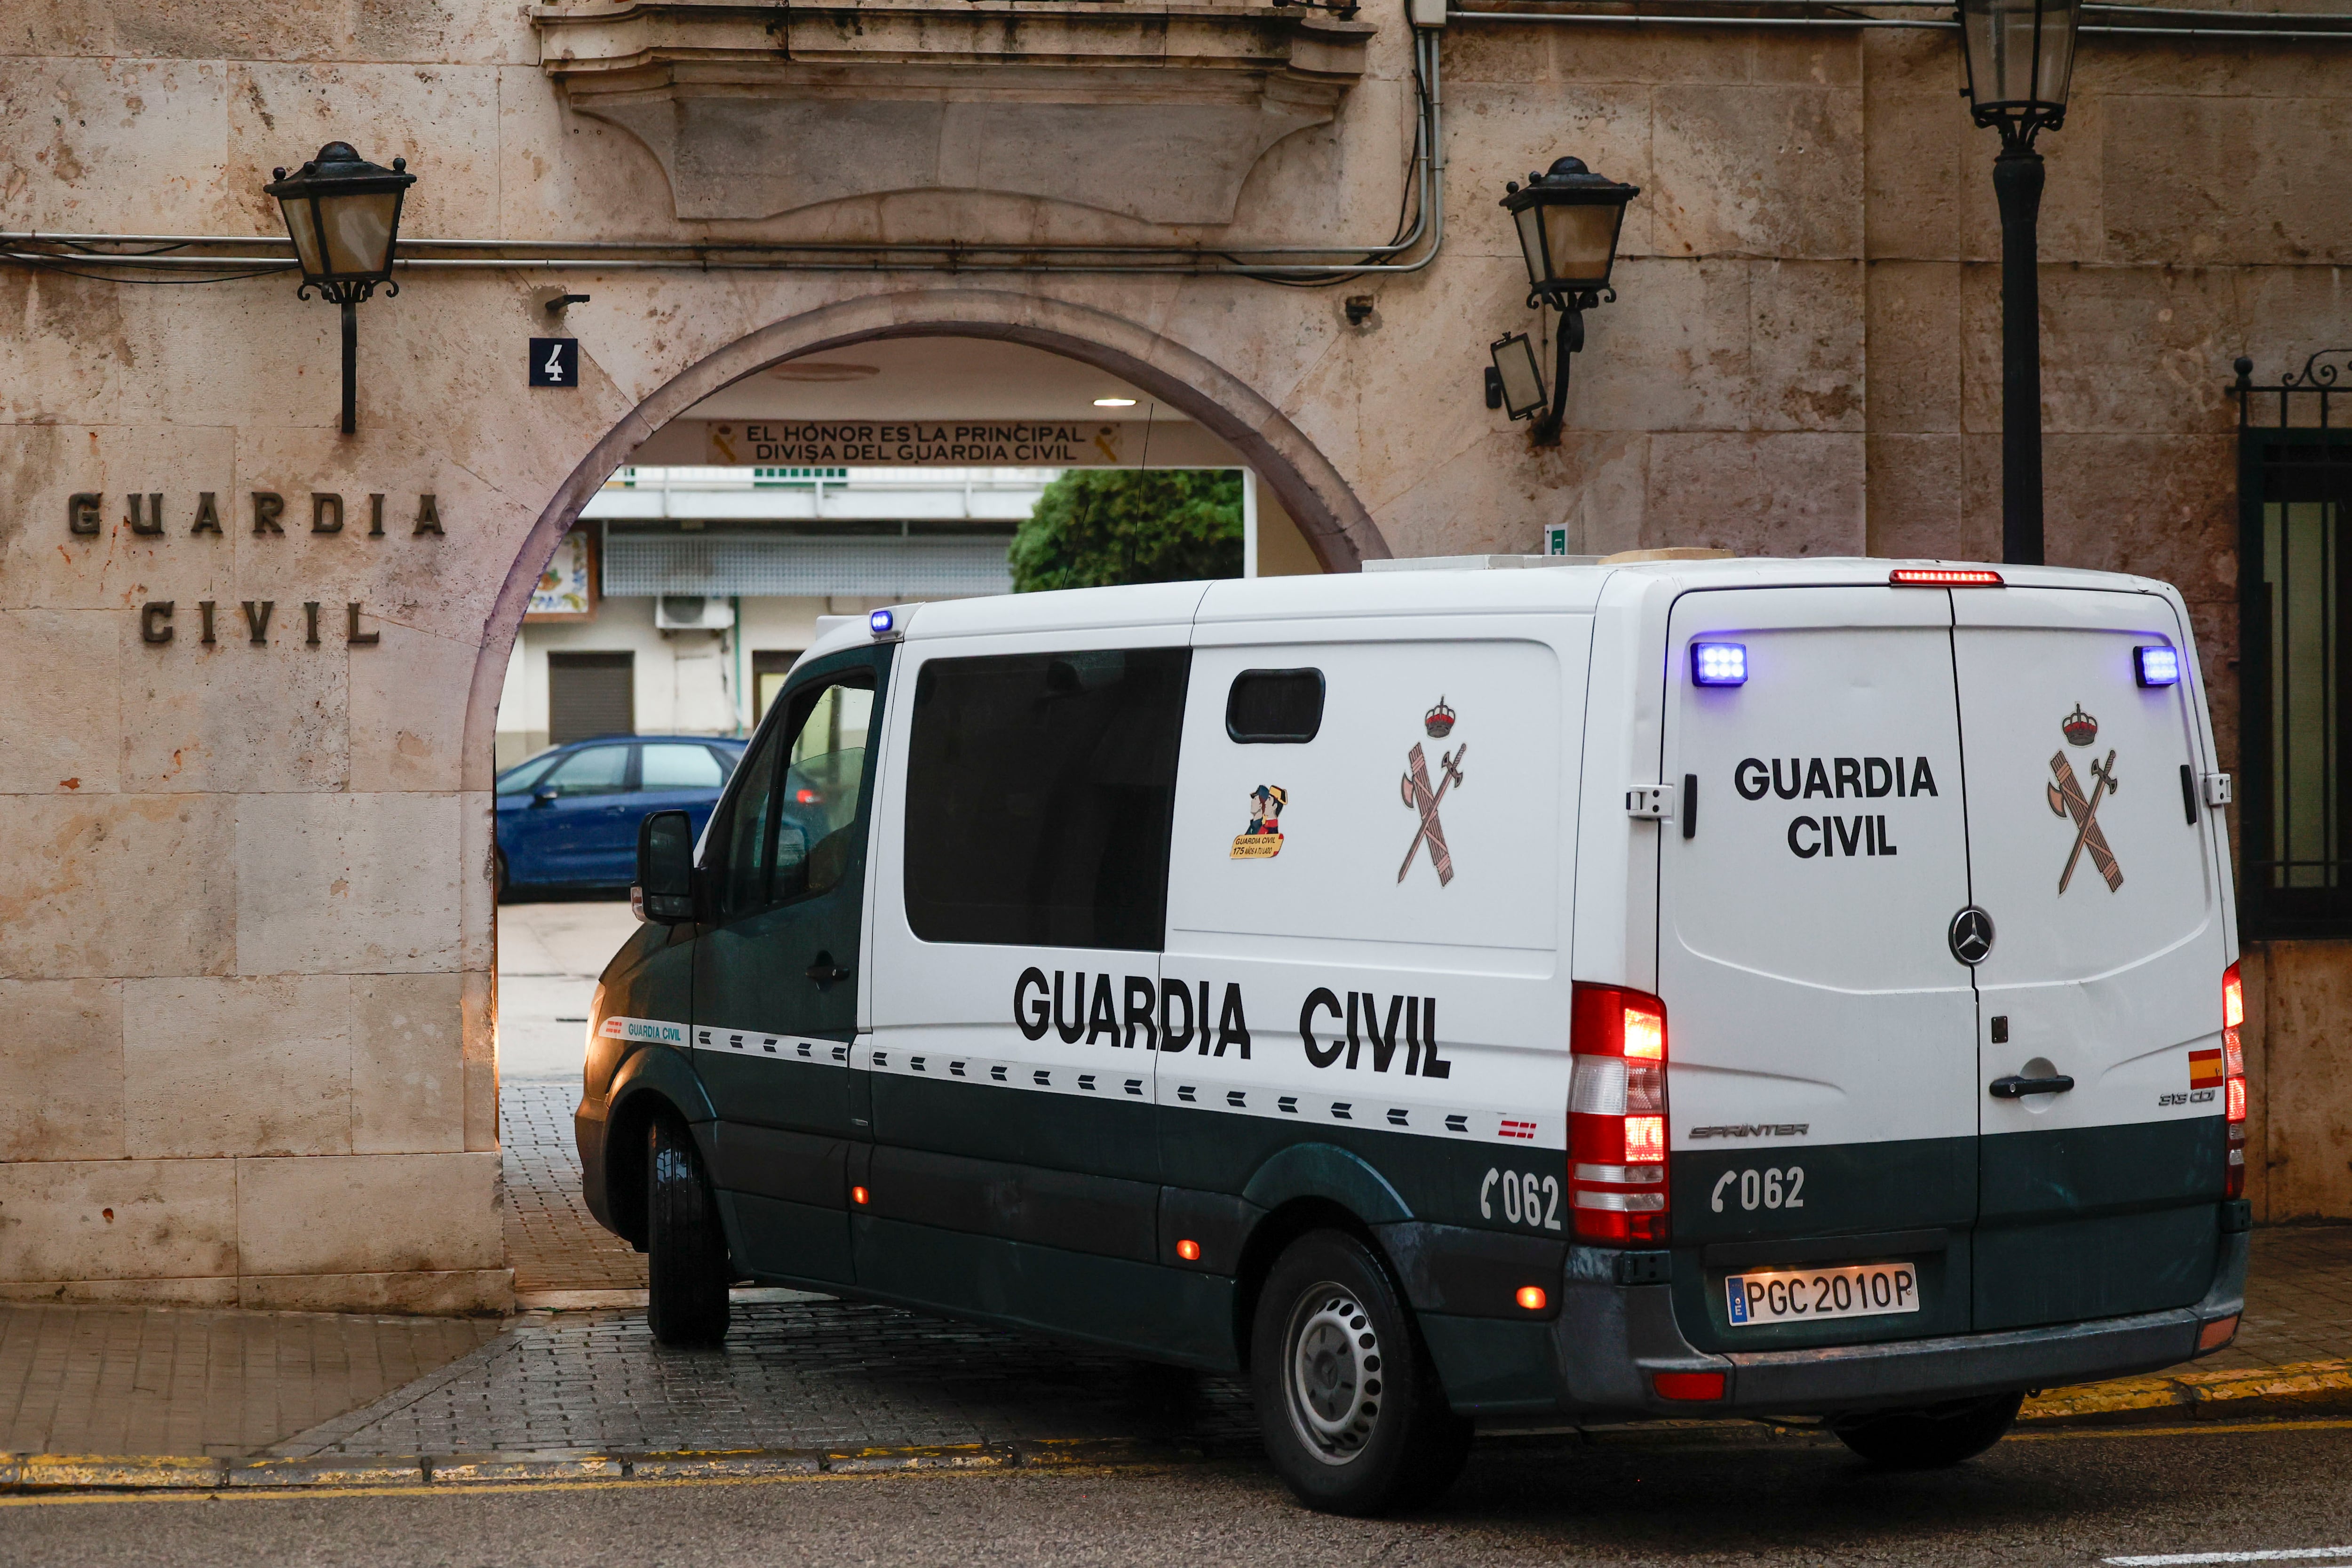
[532,0,1376,224]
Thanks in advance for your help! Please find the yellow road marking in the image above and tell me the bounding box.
[0,1463,1173,1509]
[7,1417,2352,1509]
[2010,1416,2352,1442]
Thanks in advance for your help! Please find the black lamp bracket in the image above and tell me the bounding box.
[1525,287,1610,446]
[1972,103,2065,158]
[296,277,393,306]
[1526,284,1608,315]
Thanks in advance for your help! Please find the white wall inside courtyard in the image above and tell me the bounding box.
[495,594,900,766]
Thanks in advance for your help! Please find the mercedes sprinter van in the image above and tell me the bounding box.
[578,555,2248,1514]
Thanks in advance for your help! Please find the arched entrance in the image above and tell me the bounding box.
[463,288,1389,777]
[475,288,1385,1300]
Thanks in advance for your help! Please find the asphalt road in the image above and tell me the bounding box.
[6,1420,2350,1568]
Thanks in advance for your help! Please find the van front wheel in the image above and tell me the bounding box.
[1833,1392,2023,1469]
[645,1113,731,1347]
[1250,1230,1472,1515]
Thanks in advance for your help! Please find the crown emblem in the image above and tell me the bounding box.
[1424,697,1457,739]
[2062,704,2098,747]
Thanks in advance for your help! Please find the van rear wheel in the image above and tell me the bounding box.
[1833,1392,2023,1469]
[1249,1230,1472,1516]
[645,1113,731,1347]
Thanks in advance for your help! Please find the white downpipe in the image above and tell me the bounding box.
[1242,467,1260,580]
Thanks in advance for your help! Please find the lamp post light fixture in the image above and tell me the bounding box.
[264,143,416,436]
[1495,157,1640,447]
[1956,0,2080,565]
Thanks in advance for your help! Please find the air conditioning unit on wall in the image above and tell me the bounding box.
[655,594,734,631]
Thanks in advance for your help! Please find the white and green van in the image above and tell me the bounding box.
[576,555,2249,1514]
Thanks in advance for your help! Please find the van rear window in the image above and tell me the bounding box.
[904,647,1190,950]
[1225,669,1325,743]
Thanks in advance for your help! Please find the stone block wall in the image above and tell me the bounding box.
[1,3,2349,1305]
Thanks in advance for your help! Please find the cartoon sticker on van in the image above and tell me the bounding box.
[1232,784,1287,859]
[1399,700,1466,886]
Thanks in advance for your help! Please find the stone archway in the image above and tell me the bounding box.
[462,287,1389,781]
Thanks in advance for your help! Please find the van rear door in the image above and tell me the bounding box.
[1658,587,1980,1353]
[1951,587,2230,1331]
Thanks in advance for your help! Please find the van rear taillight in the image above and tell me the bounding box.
[1889,567,2004,587]
[2223,962,2247,1199]
[1569,985,1669,1244]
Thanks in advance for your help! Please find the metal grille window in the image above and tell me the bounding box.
[2237,354,2352,936]
[603,534,1012,598]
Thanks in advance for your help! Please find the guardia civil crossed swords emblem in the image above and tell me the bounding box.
[2049,702,2123,894]
[1399,698,1465,887]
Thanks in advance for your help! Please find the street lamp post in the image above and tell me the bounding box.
[1496,158,1641,447]
[1956,0,2081,566]
[264,143,416,436]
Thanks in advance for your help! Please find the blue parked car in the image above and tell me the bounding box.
[495,735,747,898]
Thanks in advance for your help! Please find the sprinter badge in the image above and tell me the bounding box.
[1400,701,1466,886]
[1233,785,1287,859]
[2047,707,2124,894]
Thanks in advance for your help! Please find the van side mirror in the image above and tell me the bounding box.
[634,809,696,924]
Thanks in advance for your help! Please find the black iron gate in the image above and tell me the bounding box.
[2237,351,2352,938]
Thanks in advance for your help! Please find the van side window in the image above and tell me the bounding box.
[712,726,781,919]
[904,648,1189,950]
[785,679,875,901]
[1225,669,1325,743]
[711,670,875,918]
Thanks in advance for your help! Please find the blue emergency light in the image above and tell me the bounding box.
[869,608,896,637]
[1691,642,1748,686]
[2135,645,2180,687]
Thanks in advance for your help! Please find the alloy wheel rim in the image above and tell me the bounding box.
[1284,1283,1383,1465]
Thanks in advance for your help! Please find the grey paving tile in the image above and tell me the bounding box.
[0,1306,502,1457]
[503,1080,647,1296]
[274,1303,1258,1459]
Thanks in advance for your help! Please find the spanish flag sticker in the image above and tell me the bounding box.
[2189,1048,2225,1090]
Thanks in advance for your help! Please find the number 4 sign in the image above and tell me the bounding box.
[528,338,580,388]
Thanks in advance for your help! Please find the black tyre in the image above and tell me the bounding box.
[645,1113,731,1346]
[1833,1392,2023,1469]
[1249,1229,1473,1516]
[493,851,509,903]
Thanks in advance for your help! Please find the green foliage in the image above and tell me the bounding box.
[1009,469,1244,592]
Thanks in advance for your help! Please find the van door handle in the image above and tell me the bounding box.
[1989,1074,2075,1098]
[806,953,852,984]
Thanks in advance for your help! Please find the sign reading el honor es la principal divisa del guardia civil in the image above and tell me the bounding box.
[706,421,1158,467]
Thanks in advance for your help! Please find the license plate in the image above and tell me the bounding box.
[1724,1261,1921,1326]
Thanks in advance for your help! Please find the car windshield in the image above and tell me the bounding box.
[495,753,562,796]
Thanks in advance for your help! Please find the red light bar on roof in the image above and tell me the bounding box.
[1890,568,2005,587]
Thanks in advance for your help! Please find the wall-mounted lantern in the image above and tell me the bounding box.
[1955,0,2079,564]
[265,143,416,436]
[1492,157,1640,447]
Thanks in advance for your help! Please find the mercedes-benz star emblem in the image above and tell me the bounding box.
[1948,906,1995,966]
